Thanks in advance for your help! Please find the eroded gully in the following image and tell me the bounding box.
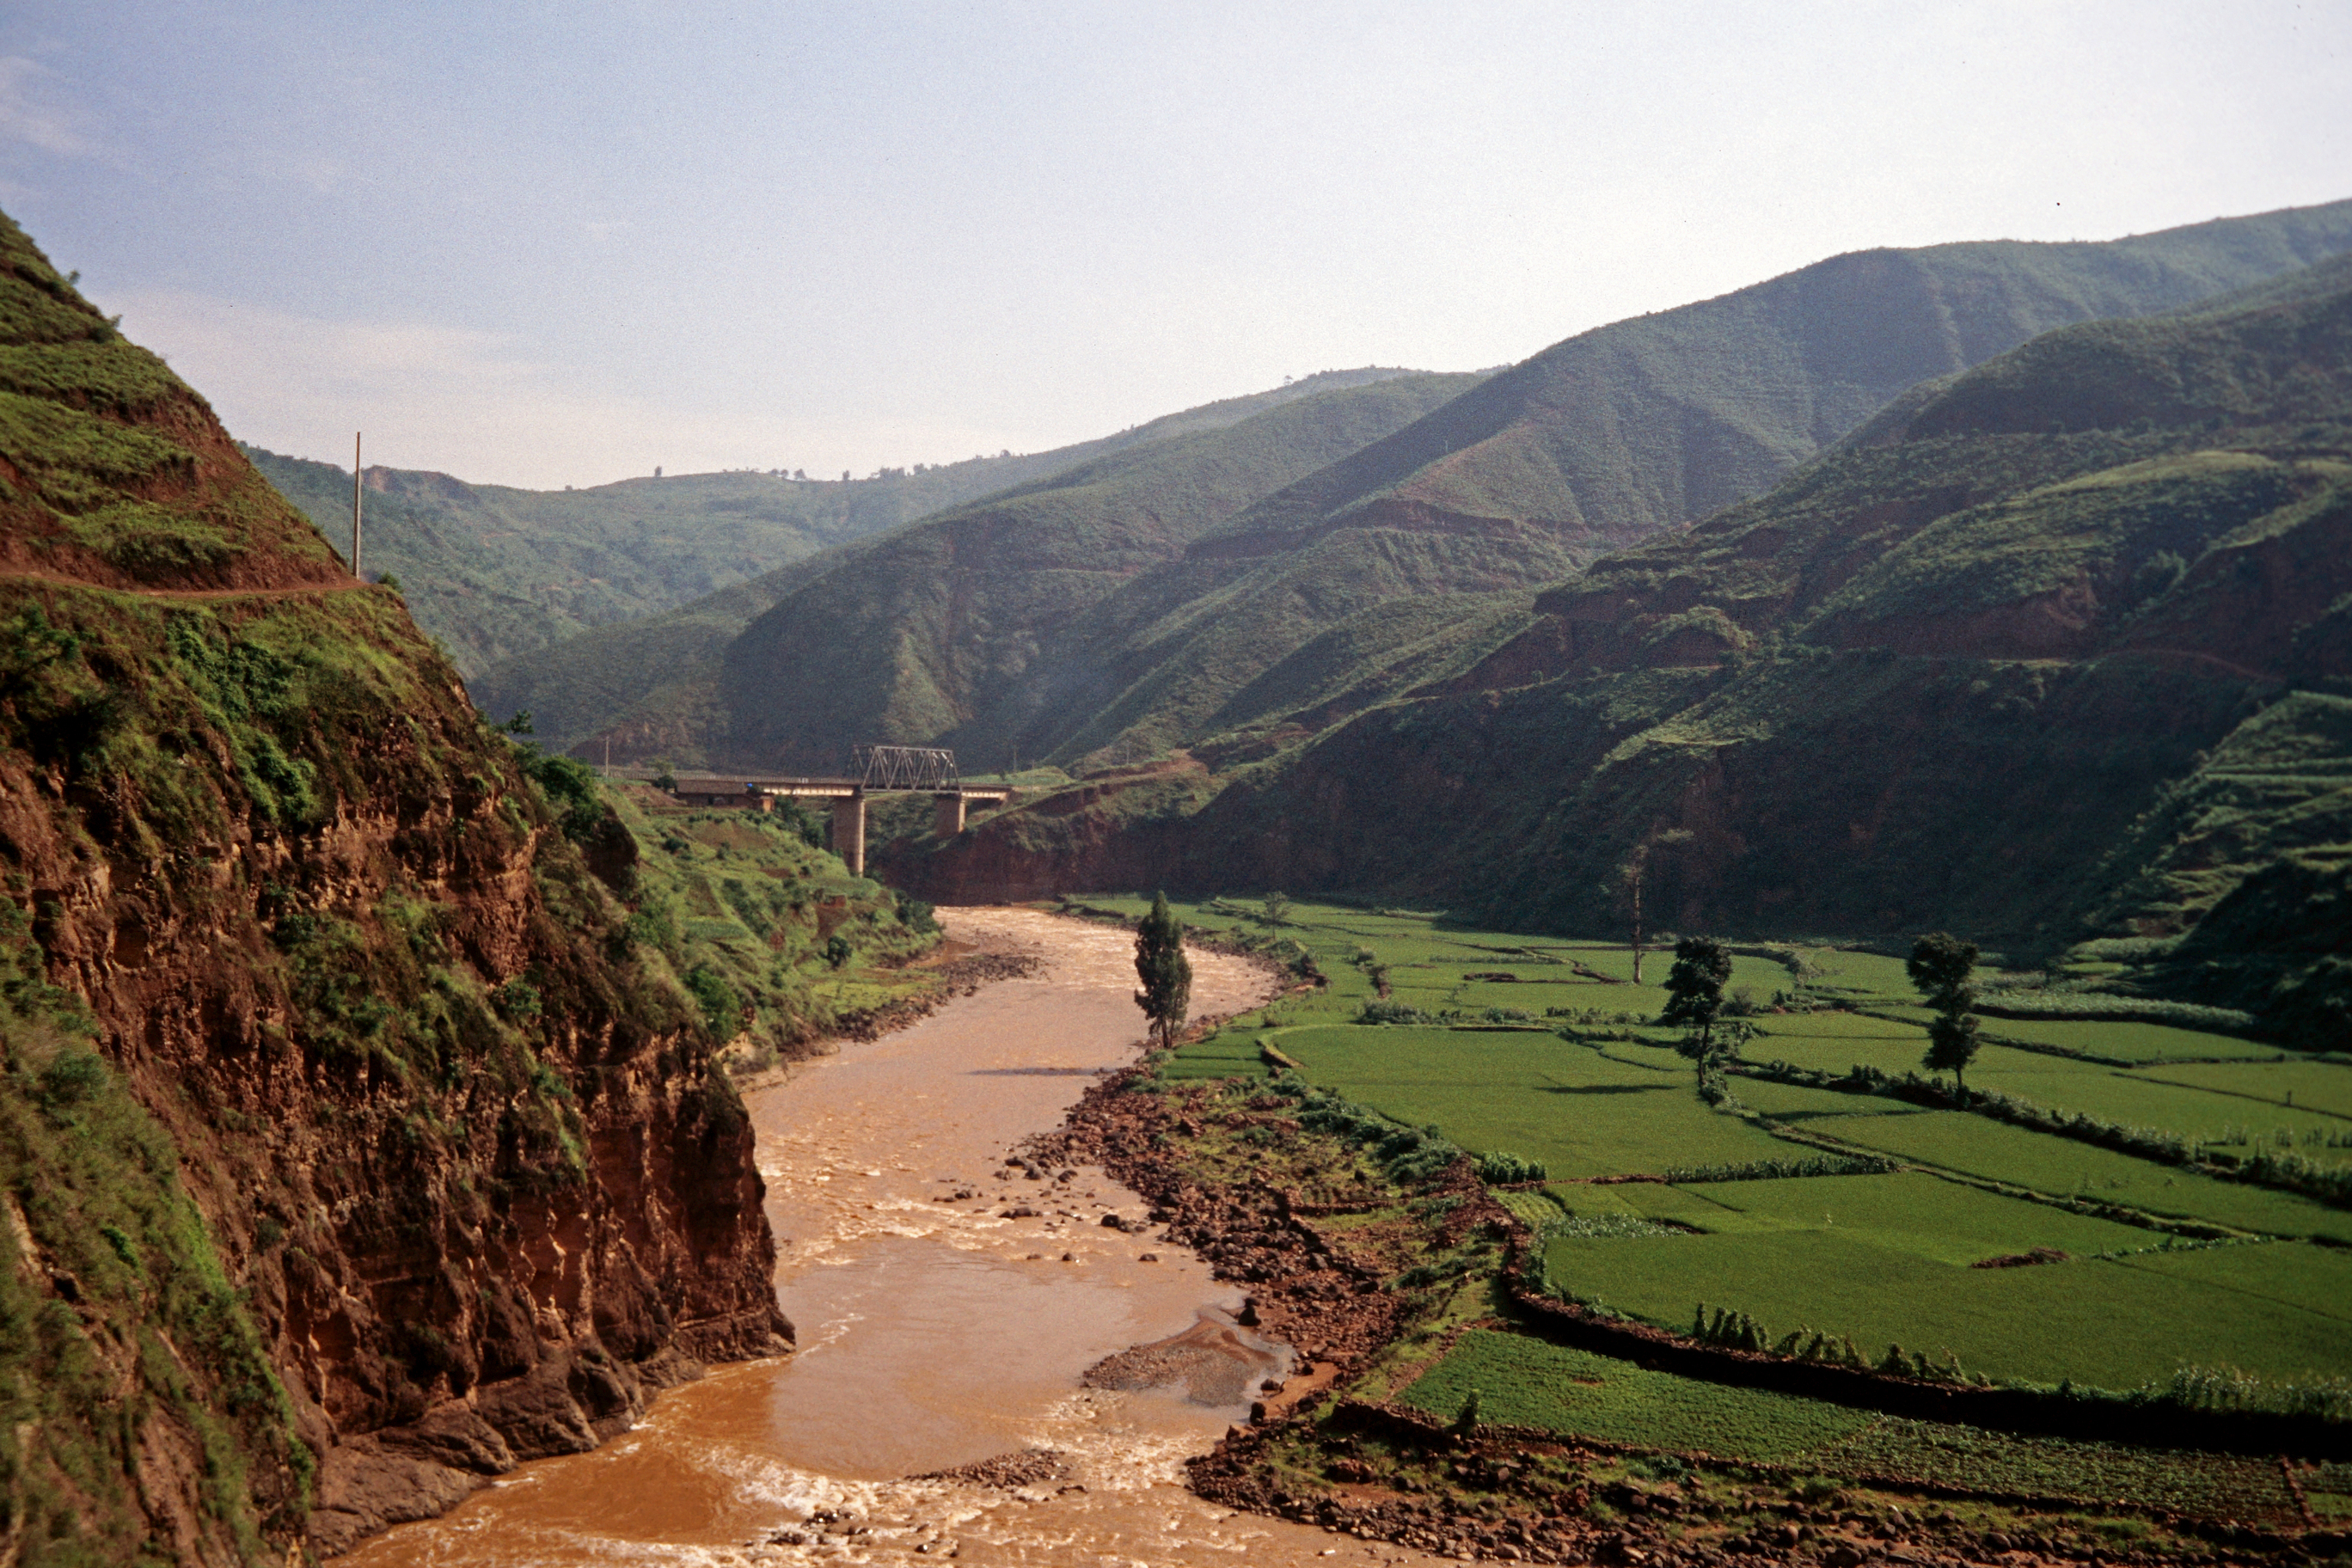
[344,907,1447,1568]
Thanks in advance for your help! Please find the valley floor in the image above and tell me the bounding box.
[1046,896,2352,1565]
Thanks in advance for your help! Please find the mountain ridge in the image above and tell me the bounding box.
[648,196,2352,775]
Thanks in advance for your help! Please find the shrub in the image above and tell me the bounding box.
[519,749,605,843]
[1478,1150,1548,1185]
[39,1049,107,1107]
[1295,1087,1467,1187]
[1663,1154,1896,1183]
[683,965,741,1039]
[2159,1363,2352,1423]
[492,978,542,1024]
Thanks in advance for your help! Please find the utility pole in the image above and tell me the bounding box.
[352,432,364,580]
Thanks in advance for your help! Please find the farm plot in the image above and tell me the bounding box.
[1270,1025,1796,1179]
[1398,1333,2303,1522]
[1969,1063,2352,1158]
[1450,977,1610,1013]
[1748,1012,1929,1042]
[1545,1181,1782,1230]
[1161,1029,1269,1081]
[1803,1110,2352,1242]
[2110,1238,2352,1325]
[2133,1058,2352,1119]
[1544,1222,2351,1387]
[1569,946,1794,995]
[1967,1014,2280,1064]
[1400,1330,1868,1460]
[1726,1075,1920,1121]
[1805,950,1918,1000]
[1744,1032,2054,1083]
[1658,1172,2153,1263]
[1807,1418,2301,1523]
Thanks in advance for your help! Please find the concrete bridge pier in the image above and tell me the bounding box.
[932,793,967,838]
[831,794,867,877]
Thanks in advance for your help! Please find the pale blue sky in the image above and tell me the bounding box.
[4,2,2347,487]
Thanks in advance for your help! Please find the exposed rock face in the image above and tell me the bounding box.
[0,211,787,1560]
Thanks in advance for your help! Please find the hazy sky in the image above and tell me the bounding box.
[5,2,2348,489]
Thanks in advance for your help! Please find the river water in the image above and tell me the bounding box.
[345,908,1443,1568]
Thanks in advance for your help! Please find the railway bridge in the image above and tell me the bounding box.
[660,745,1008,876]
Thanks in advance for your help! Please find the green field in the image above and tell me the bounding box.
[1099,897,2352,1401]
[1548,1224,2345,1387]
[1399,1332,2302,1522]
[1975,1064,2352,1157]
[1803,1110,2352,1242]
[1969,1015,2283,1064]
[1404,1331,1867,1458]
[1274,1024,1796,1179]
[1743,1011,2349,1161]
[2135,1058,2352,1118]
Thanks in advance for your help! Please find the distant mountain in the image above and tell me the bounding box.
[694,198,2352,772]
[895,249,2352,1031]
[469,368,1464,759]
[248,446,1083,677]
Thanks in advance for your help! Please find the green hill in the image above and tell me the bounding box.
[1223,198,2352,551]
[897,251,2352,1034]
[471,368,1471,761]
[256,371,1435,685]
[677,199,2352,775]
[248,446,1080,677]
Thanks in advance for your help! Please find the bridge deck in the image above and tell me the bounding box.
[661,774,1010,801]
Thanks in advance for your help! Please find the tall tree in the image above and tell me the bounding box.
[1908,932,1982,1098]
[1663,935,1733,1069]
[1609,848,1650,985]
[1134,891,1193,1051]
[1608,830,1690,983]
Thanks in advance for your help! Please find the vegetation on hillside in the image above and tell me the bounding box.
[594,781,945,1073]
[249,448,1028,678]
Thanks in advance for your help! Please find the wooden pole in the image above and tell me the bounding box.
[352,432,364,580]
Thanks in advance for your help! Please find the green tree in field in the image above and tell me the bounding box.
[1259,890,1292,928]
[1134,891,1193,1050]
[1908,931,1982,1099]
[1663,935,1733,1071]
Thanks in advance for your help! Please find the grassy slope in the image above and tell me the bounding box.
[603,783,941,1069]
[1226,198,2352,554]
[261,371,1430,686]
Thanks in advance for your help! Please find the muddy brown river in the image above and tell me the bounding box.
[346,909,1446,1568]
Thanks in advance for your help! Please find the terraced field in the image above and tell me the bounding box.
[1399,1332,2306,1524]
[1075,895,2352,1481]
